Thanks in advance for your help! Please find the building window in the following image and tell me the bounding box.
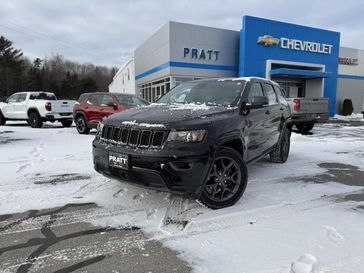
[138,77,172,102]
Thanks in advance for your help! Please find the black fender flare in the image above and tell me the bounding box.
[27,108,41,118]
[74,111,87,122]
[213,131,247,161]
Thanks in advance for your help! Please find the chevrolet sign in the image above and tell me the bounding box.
[257,35,333,55]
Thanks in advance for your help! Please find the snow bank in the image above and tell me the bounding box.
[333,113,364,121]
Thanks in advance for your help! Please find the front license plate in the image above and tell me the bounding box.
[109,152,129,170]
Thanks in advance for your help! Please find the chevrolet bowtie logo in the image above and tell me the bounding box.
[257,35,280,46]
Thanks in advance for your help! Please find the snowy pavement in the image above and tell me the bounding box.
[1,121,364,273]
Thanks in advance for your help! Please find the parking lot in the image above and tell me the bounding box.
[1,121,364,273]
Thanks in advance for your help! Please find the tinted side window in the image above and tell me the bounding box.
[18,93,27,102]
[273,85,288,105]
[77,94,86,103]
[101,95,115,106]
[263,84,278,105]
[88,95,102,106]
[248,83,264,103]
[7,94,19,103]
[29,93,57,100]
[116,95,149,106]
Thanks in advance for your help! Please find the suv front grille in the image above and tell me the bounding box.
[101,125,168,148]
[129,130,140,146]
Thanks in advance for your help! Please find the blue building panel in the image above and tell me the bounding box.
[239,16,340,116]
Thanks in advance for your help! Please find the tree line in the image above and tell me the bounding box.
[0,35,117,101]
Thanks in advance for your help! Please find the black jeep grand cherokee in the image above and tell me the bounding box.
[93,77,292,209]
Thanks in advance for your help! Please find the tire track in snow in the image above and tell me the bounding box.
[1,189,361,241]
[156,189,362,242]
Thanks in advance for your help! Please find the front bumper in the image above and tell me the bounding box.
[92,141,212,198]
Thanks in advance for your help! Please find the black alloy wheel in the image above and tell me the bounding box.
[296,122,314,134]
[76,115,90,134]
[270,127,290,163]
[29,112,43,128]
[198,147,247,209]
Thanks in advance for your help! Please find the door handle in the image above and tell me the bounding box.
[265,110,271,115]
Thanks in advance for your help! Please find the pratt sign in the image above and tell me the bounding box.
[257,35,333,55]
[183,48,220,61]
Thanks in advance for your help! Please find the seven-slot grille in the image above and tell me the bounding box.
[101,125,167,148]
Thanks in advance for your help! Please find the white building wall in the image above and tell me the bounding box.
[336,47,364,114]
[338,47,364,76]
[108,59,136,94]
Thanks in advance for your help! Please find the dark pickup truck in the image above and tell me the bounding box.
[93,77,292,209]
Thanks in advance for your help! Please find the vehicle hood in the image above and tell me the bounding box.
[104,103,237,128]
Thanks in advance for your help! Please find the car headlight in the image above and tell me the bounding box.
[167,130,207,143]
[97,122,104,135]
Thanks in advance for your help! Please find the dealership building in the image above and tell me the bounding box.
[109,16,364,116]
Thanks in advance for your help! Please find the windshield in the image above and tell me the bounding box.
[158,79,245,107]
[29,93,57,100]
[115,95,149,106]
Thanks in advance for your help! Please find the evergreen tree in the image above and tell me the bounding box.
[60,72,81,99]
[80,77,98,92]
[27,58,45,90]
[0,36,25,98]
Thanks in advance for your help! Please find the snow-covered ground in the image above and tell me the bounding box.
[333,113,364,122]
[1,121,364,273]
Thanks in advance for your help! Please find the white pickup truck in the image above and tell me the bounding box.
[0,92,76,128]
[286,98,329,133]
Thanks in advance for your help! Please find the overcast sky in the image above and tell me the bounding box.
[0,0,363,68]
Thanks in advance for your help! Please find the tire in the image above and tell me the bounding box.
[0,111,6,126]
[61,119,73,127]
[28,112,43,128]
[198,147,248,209]
[296,122,314,134]
[270,126,291,163]
[76,115,90,134]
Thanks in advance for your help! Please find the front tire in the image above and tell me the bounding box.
[0,111,6,126]
[61,119,73,127]
[270,126,290,163]
[76,115,90,134]
[28,112,43,128]
[296,122,314,134]
[198,147,248,209]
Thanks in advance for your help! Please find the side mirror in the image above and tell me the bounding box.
[106,101,117,108]
[241,96,268,115]
[250,96,269,109]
